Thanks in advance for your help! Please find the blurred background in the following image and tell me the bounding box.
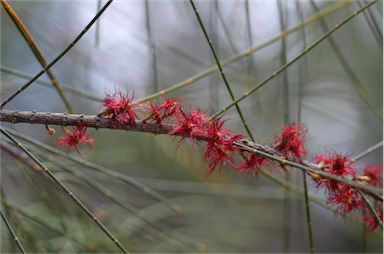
[1,0,382,253]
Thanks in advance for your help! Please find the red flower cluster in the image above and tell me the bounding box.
[100,90,140,125]
[314,153,363,215]
[361,165,383,187]
[56,89,382,231]
[202,117,244,175]
[273,123,307,161]
[145,98,182,124]
[59,125,95,155]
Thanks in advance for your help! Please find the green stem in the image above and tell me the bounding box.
[0,66,102,102]
[303,171,315,253]
[359,190,383,230]
[309,0,382,121]
[209,0,379,120]
[1,209,27,254]
[189,0,254,140]
[3,127,182,214]
[135,1,352,104]
[1,0,74,113]
[1,128,130,253]
[352,141,383,162]
[234,141,383,200]
[0,0,113,110]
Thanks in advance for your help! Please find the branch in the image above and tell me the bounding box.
[1,109,382,202]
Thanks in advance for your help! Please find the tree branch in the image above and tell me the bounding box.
[1,109,382,202]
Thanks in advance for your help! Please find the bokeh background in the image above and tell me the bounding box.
[1,0,382,253]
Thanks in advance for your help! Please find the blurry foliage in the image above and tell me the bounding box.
[1,0,383,253]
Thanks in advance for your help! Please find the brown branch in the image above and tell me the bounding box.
[0,109,174,135]
[1,109,382,202]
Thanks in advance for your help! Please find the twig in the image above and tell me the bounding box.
[1,109,382,201]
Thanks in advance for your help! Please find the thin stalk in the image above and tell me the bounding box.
[234,141,383,201]
[362,209,368,253]
[136,1,352,104]
[297,1,314,253]
[0,66,102,102]
[209,0,379,120]
[352,141,383,162]
[302,170,315,253]
[189,0,254,140]
[0,0,113,109]
[356,0,382,48]
[32,151,204,250]
[2,126,182,214]
[208,0,219,114]
[0,128,130,254]
[309,0,382,121]
[145,0,159,93]
[1,0,74,113]
[1,141,70,238]
[1,209,27,254]
[94,0,102,47]
[2,202,86,250]
[276,1,291,252]
[359,190,383,230]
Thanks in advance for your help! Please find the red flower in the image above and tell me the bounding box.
[169,108,208,144]
[59,125,95,155]
[236,152,268,178]
[145,98,181,124]
[203,118,244,174]
[365,210,383,231]
[327,184,364,216]
[101,90,140,125]
[316,153,356,192]
[361,165,383,187]
[273,123,307,161]
[315,154,332,167]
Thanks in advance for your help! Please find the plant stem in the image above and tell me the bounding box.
[1,0,74,113]
[1,209,27,254]
[135,1,352,104]
[1,109,382,201]
[189,0,254,140]
[209,0,379,120]
[1,128,130,253]
[0,0,113,110]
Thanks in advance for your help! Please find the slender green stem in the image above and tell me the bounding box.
[234,141,383,200]
[34,152,204,250]
[302,171,315,253]
[0,66,102,102]
[1,209,27,254]
[189,0,254,140]
[0,0,113,109]
[276,2,291,252]
[3,127,182,214]
[2,202,87,250]
[297,2,314,252]
[352,141,383,162]
[145,0,159,93]
[209,0,379,120]
[309,0,382,121]
[94,0,102,47]
[135,1,352,104]
[356,0,383,48]
[0,128,130,253]
[1,143,70,239]
[1,0,74,113]
[359,190,383,230]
